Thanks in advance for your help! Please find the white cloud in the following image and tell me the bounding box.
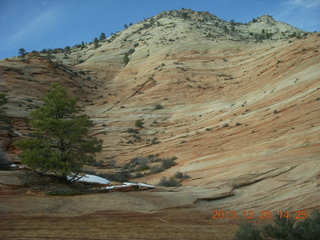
[287,0,320,8]
[273,0,320,31]
[1,7,63,49]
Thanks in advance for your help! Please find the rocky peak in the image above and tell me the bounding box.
[255,14,276,23]
[155,8,220,22]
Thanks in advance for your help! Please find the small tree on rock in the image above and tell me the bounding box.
[93,38,100,49]
[18,48,26,57]
[99,33,106,41]
[81,41,85,49]
[18,84,102,180]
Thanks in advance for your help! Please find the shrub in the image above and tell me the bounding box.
[135,119,144,128]
[126,156,149,170]
[158,177,181,187]
[233,223,263,240]
[161,158,176,169]
[174,171,190,179]
[154,104,164,110]
[132,134,141,140]
[233,210,320,240]
[127,128,139,134]
[150,165,164,174]
[137,164,149,171]
[151,137,160,145]
[128,48,135,54]
[223,123,230,128]
[124,54,130,64]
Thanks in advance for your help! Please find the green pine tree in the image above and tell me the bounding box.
[93,37,100,49]
[18,84,102,180]
[99,32,106,41]
[18,48,26,57]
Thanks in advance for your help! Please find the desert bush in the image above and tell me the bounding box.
[135,119,144,128]
[132,134,141,140]
[130,156,148,167]
[233,210,320,240]
[137,164,149,171]
[158,177,181,187]
[151,137,160,145]
[154,104,164,110]
[150,165,164,174]
[161,158,176,169]
[128,48,135,54]
[174,171,190,179]
[127,128,139,134]
[124,54,130,64]
[233,223,263,240]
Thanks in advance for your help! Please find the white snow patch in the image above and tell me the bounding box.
[104,182,156,190]
[13,131,23,136]
[68,174,111,184]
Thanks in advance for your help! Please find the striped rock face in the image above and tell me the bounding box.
[1,9,319,214]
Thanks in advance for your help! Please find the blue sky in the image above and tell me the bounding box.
[0,0,319,59]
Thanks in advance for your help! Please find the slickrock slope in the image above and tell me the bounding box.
[86,33,320,213]
[1,9,319,222]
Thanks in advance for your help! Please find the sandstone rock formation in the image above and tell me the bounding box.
[1,8,319,216]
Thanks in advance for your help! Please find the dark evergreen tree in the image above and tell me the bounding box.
[99,33,106,41]
[93,38,100,49]
[18,48,26,57]
[64,46,71,53]
[18,84,102,180]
